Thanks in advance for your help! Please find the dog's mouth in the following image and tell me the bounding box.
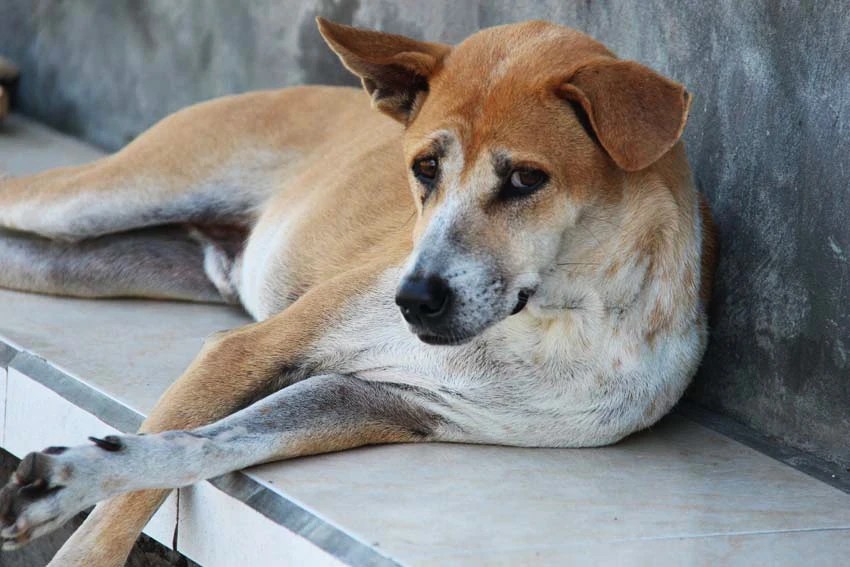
[416,289,535,346]
[417,333,473,346]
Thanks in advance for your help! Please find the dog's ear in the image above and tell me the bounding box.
[317,18,450,124]
[558,59,691,172]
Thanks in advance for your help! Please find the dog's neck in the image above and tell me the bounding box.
[525,169,702,343]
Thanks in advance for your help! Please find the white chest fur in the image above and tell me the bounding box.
[311,268,706,448]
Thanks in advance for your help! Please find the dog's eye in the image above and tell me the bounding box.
[413,157,439,184]
[501,168,548,199]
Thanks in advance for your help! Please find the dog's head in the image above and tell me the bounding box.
[319,19,690,345]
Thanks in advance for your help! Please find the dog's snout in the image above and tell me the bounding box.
[395,274,451,324]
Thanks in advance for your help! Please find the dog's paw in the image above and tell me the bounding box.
[0,438,120,551]
[0,449,72,550]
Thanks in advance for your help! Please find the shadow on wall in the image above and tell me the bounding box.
[0,0,847,464]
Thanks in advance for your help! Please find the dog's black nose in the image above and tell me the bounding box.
[395,275,451,324]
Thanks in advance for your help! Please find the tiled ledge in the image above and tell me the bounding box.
[2,115,850,566]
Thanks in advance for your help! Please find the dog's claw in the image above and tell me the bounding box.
[43,446,68,455]
[88,435,123,452]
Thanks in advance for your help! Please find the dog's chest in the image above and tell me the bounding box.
[309,268,704,447]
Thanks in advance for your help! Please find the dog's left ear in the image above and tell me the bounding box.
[317,18,450,124]
[558,59,691,172]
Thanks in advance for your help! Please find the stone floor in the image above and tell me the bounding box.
[1,115,850,566]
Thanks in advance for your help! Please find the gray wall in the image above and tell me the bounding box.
[1,1,848,465]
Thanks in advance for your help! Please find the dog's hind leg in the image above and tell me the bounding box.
[0,93,295,241]
[0,226,229,302]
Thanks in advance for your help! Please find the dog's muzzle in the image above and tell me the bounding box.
[395,273,535,345]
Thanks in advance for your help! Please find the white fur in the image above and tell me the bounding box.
[239,197,307,320]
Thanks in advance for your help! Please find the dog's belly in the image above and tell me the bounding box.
[238,201,309,320]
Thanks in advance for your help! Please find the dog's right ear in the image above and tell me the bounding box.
[317,18,450,125]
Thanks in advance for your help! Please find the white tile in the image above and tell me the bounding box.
[4,367,118,456]
[176,481,344,567]
[0,289,250,416]
[2,368,176,546]
[246,415,850,564]
[418,528,850,567]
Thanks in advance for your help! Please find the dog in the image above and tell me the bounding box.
[0,18,715,566]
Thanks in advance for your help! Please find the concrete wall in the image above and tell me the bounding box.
[1,1,848,465]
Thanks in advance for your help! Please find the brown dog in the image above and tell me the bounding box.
[0,19,714,566]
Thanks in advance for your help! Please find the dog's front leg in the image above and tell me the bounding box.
[0,374,441,551]
[1,265,395,567]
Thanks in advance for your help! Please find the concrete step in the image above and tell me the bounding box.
[1,115,849,566]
